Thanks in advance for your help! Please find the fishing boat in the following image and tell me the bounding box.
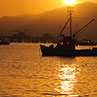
[40,6,97,57]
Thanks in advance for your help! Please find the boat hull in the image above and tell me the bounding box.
[0,42,10,45]
[40,44,76,57]
[40,44,97,56]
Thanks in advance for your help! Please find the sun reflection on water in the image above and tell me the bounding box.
[55,64,80,97]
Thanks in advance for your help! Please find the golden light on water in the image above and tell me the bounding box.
[55,64,79,96]
[64,0,76,6]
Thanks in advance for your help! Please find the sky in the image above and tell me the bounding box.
[0,0,97,17]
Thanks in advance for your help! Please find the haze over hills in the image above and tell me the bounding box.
[0,2,97,42]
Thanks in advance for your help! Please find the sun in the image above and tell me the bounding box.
[64,0,76,6]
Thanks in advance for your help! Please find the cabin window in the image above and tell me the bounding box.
[61,42,63,45]
[67,42,70,45]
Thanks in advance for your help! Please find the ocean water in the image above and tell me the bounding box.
[0,43,97,97]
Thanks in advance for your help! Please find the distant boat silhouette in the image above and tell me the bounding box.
[0,39,10,45]
[76,40,96,46]
[40,6,97,57]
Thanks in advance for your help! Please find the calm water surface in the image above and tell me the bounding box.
[0,43,97,97]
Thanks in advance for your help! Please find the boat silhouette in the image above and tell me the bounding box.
[0,39,10,45]
[40,6,97,57]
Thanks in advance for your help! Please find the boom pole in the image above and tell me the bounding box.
[73,19,95,39]
[56,17,70,42]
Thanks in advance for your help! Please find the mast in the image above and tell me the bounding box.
[68,6,73,37]
[70,6,72,37]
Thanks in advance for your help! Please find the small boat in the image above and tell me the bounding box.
[0,39,10,45]
[40,36,76,57]
[40,7,97,57]
[77,41,96,46]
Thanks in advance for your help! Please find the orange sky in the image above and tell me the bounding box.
[0,0,96,17]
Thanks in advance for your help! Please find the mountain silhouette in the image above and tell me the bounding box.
[0,2,97,42]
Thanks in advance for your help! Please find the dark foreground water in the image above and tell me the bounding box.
[0,43,97,97]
